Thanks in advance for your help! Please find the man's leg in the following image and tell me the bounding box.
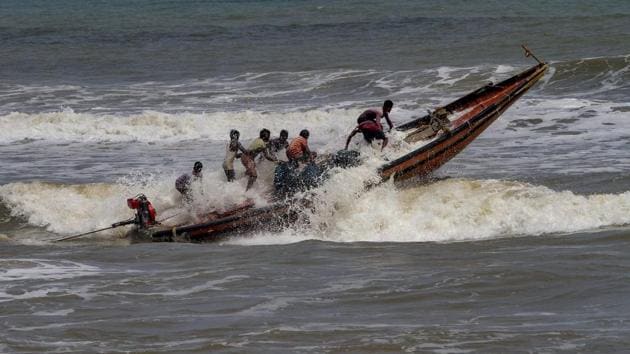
[375,131,388,151]
[225,169,235,182]
[381,137,388,151]
[242,154,257,190]
[246,176,256,191]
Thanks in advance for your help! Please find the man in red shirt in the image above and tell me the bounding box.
[286,129,316,164]
[356,100,394,131]
[345,100,393,151]
[345,120,388,151]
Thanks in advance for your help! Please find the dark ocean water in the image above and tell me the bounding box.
[2,0,630,83]
[3,231,630,353]
[1,1,630,352]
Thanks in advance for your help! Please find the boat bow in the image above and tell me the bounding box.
[379,62,548,181]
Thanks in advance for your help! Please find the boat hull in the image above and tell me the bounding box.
[139,201,299,242]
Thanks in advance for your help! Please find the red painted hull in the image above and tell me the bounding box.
[380,63,548,181]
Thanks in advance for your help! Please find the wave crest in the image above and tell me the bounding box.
[2,177,630,244]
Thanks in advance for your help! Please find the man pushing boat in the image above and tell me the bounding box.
[269,129,289,155]
[345,100,394,151]
[242,128,278,191]
[357,100,394,132]
[286,129,316,165]
[223,129,248,182]
[175,161,203,202]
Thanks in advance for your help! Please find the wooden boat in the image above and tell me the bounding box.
[136,51,548,242]
[143,201,298,242]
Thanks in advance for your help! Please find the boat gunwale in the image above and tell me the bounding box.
[150,200,296,238]
[387,78,541,181]
[379,63,547,177]
[395,63,547,131]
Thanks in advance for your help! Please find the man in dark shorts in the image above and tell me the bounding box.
[344,120,388,151]
[345,100,393,151]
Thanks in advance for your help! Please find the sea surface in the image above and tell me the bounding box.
[2,1,630,352]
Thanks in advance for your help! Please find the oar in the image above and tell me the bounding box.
[522,45,543,64]
[156,212,182,224]
[53,218,135,242]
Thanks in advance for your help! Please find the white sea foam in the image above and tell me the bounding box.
[0,259,101,281]
[0,108,369,144]
[1,94,628,244]
[0,62,625,147]
[308,178,630,243]
[0,166,275,239]
[99,275,249,297]
[494,97,630,142]
[227,229,312,246]
[3,165,630,245]
[433,66,477,86]
[495,65,516,74]
[0,258,103,302]
[32,309,75,316]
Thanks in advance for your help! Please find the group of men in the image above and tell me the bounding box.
[176,100,394,199]
[223,128,315,191]
[175,128,316,198]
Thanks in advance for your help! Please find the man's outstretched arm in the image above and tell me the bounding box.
[345,128,359,150]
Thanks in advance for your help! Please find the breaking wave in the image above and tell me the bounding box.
[531,55,630,102]
[0,108,371,144]
[2,173,630,245]
[1,96,628,147]
[0,54,626,129]
[0,168,268,241]
[305,178,630,243]
[1,55,628,145]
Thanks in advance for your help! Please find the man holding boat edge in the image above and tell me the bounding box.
[287,129,316,165]
[357,100,394,132]
[345,100,394,151]
[242,128,278,191]
[223,129,248,182]
[175,161,203,202]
